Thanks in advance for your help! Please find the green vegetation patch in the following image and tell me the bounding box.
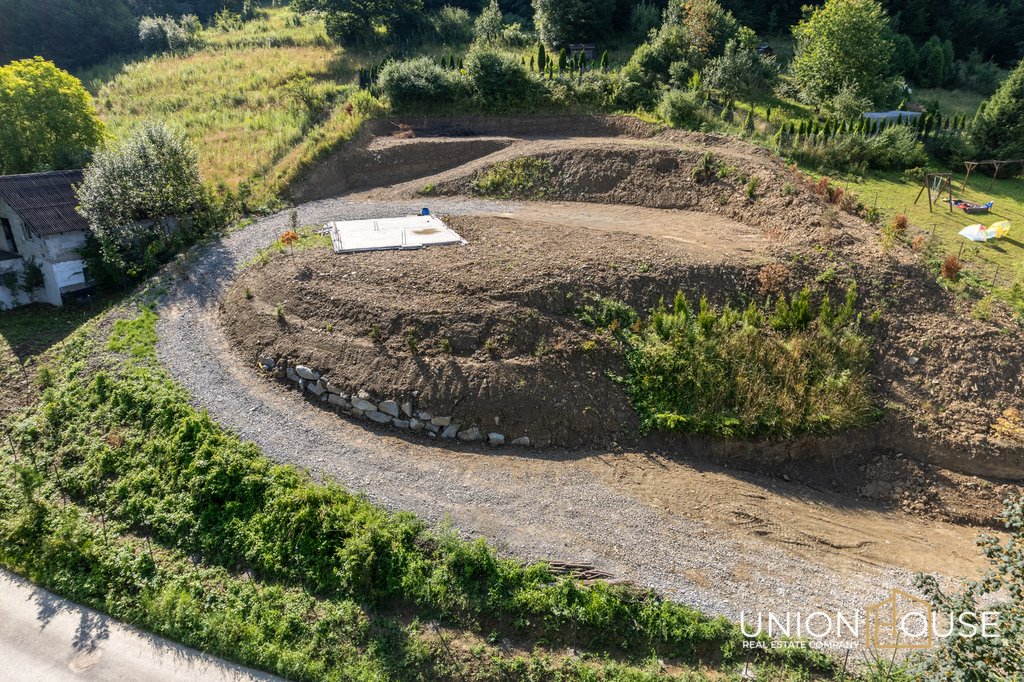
[0,305,833,680]
[580,286,879,438]
[471,157,553,199]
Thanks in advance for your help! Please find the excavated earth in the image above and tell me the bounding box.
[151,116,1024,650]
[228,115,1024,482]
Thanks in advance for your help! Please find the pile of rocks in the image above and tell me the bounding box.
[258,356,530,448]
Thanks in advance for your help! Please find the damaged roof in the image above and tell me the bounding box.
[0,170,89,238]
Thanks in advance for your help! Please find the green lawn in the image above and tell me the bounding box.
[849,169,1024,287]
[910,88,987,116]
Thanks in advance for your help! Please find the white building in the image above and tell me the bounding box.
[0,170,93,309]
[862,110,922,126]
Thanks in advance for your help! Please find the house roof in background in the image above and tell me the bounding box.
[0,170,89,238]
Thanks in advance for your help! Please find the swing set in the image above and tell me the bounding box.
[962,159,1024,192]
[914,172,953,213]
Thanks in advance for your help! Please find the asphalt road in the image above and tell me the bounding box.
[0,569,281,682]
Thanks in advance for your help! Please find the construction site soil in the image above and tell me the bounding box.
[222,116,1024,527]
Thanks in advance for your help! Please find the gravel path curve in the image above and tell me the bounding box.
[156,197,919,648]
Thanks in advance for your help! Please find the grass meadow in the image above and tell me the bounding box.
[80,8,367,206]
[850,170,1024,288]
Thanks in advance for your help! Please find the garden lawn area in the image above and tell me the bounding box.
[910,88,987,116]
[849,170,1024,286]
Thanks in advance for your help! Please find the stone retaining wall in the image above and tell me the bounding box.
[259,355,529,448]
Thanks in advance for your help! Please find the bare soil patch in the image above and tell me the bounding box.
[223,211,760,448]
[231,116,1024,480]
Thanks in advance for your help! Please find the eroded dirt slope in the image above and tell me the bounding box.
[223,210,763,447]
[243,116,1024,477]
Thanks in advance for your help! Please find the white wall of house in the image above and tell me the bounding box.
[0,197,89,308]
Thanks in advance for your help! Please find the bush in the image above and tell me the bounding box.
[701,39,779,102]
[18,257,44,293]
[76,121,213,281]
[471,157,552,198]
[790,134,871,174]
[868,125,928,170]
[940,254,962,280]
[915,494,1024,680]
[464,46,544,110]
[580,286,878,438]
[953,49,1006,95]
[296,0,422,47]
[822,82,872,121]
[927,130,976,166]
[138,15,204,53]
[431,5,474,44]
[546,71,615,110]
[377,57,467,111]
[500,22,534,47]
[789,124,927,173]
[658,89,705,129]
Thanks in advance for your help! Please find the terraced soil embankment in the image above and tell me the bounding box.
[156,196,991,651]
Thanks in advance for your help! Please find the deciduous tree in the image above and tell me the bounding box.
[790,0,896,105]
[532,0,615,47]
[0,58,106,175]
[77,122,209,278]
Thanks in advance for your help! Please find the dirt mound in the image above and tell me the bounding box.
[222,213,768,448]
[437,145,829,241]
[292,135,514,203]
[241,115,1024,478]
[290,116,659,203]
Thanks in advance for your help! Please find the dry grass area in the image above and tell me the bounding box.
[82,8,373,204]
[95,46,348,190]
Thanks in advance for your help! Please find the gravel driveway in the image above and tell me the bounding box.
[156,197,923,651]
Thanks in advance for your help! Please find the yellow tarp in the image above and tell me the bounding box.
[989,221,1011,239]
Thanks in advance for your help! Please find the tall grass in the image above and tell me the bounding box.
[83,7,370,207]
[203,8,330,49]
[95,47,352,190]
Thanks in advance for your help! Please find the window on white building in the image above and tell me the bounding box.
[1,217,18,254]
